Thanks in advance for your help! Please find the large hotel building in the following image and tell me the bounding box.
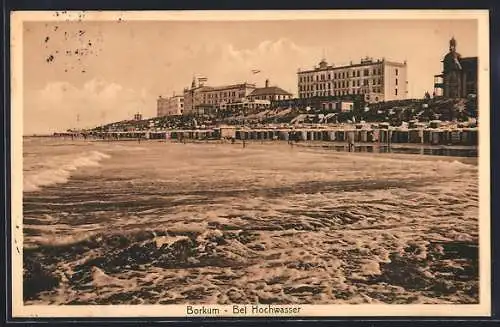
[182,78,292,115]
[157,95,184,117]
[297,57,408,103]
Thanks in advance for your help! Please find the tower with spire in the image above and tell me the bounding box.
[449,36,457,52]
[434,36,477,99]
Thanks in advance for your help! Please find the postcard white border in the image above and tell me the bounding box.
[10,9,491,318]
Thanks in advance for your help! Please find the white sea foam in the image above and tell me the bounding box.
[23,142,479,305]
[24,151,111,192]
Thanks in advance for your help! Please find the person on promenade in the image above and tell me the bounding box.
[347,131,355,152]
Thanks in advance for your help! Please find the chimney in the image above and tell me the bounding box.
[265,79,269,88]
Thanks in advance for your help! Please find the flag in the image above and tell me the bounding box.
[251,69,261,74]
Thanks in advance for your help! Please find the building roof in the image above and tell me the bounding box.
[298,58,406,74]
[186,83,256,93]
[207,83,256,92]
[249,86,292,96]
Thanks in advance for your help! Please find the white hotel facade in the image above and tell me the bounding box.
[157,95,184,117]
[297,57,408,103]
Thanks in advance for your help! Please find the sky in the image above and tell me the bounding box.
[21,17,479,134]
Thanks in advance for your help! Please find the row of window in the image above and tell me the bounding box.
[299,78,386,91]
[200,94,291,105]
[299,67,384,83]
[299,88,399,98]
[300,78,400,89]
[251,95,291,101]
[158,102,184,108]
[299,67,400,83]
[299,77,384,87]
[299,88,380,97]
[204,91,246,99]
[204,99,241,105]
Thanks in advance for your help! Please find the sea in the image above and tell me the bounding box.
[22,137,479,305]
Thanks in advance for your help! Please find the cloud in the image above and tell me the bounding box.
[186,38,320,94]
[24,78,153,134]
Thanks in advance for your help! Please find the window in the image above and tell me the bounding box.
[328,74,331,79]
[373,68,377,75]
[395,79,398,86]
[364,69,369,76]
[395,89,398,96]
[357,70,360,77]
[395,68,399,76]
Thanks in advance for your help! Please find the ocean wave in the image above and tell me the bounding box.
[446,160,476,169]
[23,226,479,305]
[24,151,110,192]
[22,142,479,305]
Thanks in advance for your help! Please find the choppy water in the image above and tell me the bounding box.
[22,137,479,305]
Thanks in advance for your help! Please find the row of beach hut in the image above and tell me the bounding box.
[56,126,478,146]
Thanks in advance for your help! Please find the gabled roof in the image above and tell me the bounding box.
[249,86,292,96]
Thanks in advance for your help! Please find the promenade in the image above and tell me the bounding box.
[54,124,478,147]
